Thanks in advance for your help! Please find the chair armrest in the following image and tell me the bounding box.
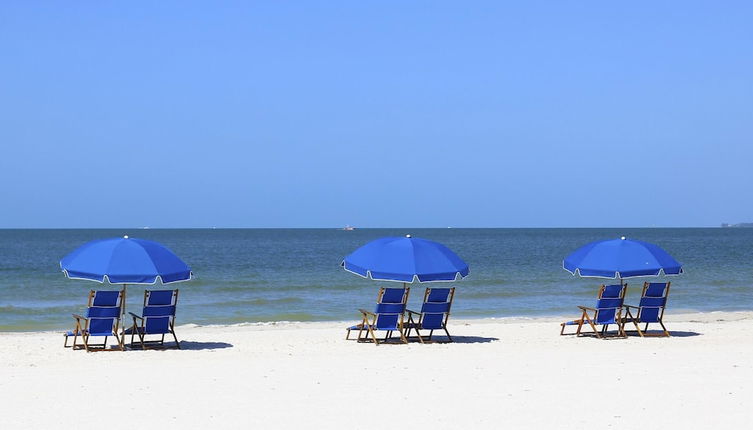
[72,314,86,321]
[129,312,144,321]
[578,306,597,312]
[622,305,637,320]
[358,309,376,317]
[406,309,420,316]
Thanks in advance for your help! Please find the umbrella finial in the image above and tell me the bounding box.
[124,235,129,239]
[621,236,626,240]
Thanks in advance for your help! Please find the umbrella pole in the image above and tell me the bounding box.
[121,284,127,348]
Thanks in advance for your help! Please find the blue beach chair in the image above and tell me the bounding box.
[624,282,671,337]
[560,284,627,339]
[346,287,410,345]
[126,289,180,350]
[64,289,125,352]
[405,287,455,343]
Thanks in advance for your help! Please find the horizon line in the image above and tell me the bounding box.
[0,225,729,230]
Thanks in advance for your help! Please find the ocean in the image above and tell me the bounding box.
[0,228,751,331]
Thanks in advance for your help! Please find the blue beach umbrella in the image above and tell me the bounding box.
[563,237,683,282]
[60,236,193,329]
[60,236,193,284]
[342,235,469,283]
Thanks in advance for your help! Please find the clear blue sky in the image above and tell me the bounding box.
[1,2,751,228]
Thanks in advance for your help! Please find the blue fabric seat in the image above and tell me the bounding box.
[624,282,671,337]
[405,287,455,343]
[560,284,627,339]
[125,289,181,349]
[346,287,409,345]
[64,289,125,352]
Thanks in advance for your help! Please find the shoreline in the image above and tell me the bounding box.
[3,308,753,334]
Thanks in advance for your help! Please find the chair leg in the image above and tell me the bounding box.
[576,318,587,336]
[70,322,83,350]
[172,330,181,349]
[631,318,645,337]
[584,318,600,339]
[82,333,90,352]
[367,325,380,345]
[116,332,125,351]
[560,321,580,335]
[356,315,369,342]
[415,328,426,344]
[138,331,147,350]
[659,320,670,337]
[618,321,627,338]
[443,326,453,342]
[576,311,590,337]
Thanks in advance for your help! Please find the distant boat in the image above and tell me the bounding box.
[343,225,355,231]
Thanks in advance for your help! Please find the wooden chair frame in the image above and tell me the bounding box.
[128,289,181,350]
[560,284,627,339]
[405,287,455,343]
[64,289,125,352]
[346,287,410,346]
[574,304,627,339]
[354,308,408,345]
[623,281,671,337]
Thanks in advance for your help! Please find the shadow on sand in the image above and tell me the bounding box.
[622,330,701,338]
[178,341,234,350]
[585,330,702,339]
[449,335,499,344]
[665,331,701,337]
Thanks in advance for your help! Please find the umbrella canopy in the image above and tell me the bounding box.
[563,237,683,279]
[60,236,193,284]
[342,236,469,283]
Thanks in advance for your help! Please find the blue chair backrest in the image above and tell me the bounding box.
[85,290,122,334]
[373,287,407,330]
[601,284,624,299]
[86,306,120,334]
[142,290,178,334]
[426,288,451,303]
[420,288,453,329]
[638,283,668,322]
[92,290,121,307]
[147,290,175,306]
[594,285,625,325]
[594,297,623,324]
[373,302,406,330]
[381,287,406,304]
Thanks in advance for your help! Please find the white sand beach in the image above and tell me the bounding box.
[1,311,751,429]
